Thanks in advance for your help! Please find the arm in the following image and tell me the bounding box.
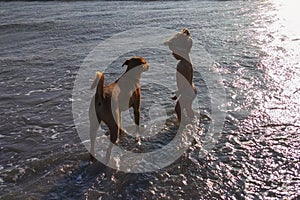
[176,62,194,96]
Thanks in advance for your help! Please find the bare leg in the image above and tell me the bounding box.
[175,100,181,122]
[186,104,195,119]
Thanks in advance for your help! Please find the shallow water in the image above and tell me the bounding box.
[0,0,299,199]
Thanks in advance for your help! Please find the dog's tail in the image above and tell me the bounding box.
[91,71,104,99]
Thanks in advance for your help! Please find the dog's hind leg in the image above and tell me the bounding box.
[89,96,100,161]
[109,108,121,144]
[105,123,119,164]
[89,72,104,162]
[89,117,100,161]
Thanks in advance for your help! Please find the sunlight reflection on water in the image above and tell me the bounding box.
[273,0,300,37]
[259,0,300,126]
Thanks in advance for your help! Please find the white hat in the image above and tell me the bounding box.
[164,28,193,64]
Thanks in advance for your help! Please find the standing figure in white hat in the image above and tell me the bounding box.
[164,28,197,122]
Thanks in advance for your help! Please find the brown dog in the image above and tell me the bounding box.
[89,56,149,161]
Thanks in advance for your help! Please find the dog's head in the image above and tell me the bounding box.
[122,56,149,73]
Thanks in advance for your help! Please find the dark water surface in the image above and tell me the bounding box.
[0,0,299,199]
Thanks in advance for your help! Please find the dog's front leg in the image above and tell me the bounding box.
[132,90,141,131]
[105,142,113,165]
[133,106,140,131]
[133,101,141,145]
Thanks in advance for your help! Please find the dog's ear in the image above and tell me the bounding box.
[122,59,130,67]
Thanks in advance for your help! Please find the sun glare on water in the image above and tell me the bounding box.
[273,0,300,37]
[255,0,300,126]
